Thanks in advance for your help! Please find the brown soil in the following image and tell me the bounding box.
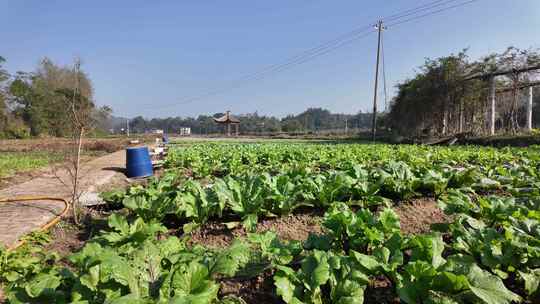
[190,198,450,249]
[43,220,91,258]
[189,211,324,248]
[364,276,400,304]
[219,270,280,304]
[0,137,146,153]
[43,211,110,258]
[393,197,451,235]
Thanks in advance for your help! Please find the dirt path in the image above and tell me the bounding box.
[0,150,127,248]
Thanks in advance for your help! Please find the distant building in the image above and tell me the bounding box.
[179,127,191,136]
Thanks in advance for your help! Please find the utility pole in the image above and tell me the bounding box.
[371,20,384,141]
[345,118,348,134]
[126,118,130,137]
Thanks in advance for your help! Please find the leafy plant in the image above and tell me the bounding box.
[323,202,401,253]
[177,180,222,233]
[248,231,302,267]
[216,175,270,231]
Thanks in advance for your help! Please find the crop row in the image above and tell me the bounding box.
[2,188,538,303]
[104,157,534,234]
[165,143,540,178]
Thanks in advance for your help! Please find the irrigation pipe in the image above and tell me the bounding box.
[0,196,69,251]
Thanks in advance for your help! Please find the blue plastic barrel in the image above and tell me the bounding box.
[162,134,169,144]
[126,146,153,178]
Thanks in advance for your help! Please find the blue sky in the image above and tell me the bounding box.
[1,0,539,118]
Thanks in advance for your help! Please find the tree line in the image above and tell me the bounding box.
[122,108,377,135]
[4,46,539,140]
[0,56,111,138]
[388,47,540,137]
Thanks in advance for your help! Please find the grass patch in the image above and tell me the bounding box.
[0,151,63,178]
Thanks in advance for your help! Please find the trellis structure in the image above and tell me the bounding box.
[465,65,540,135]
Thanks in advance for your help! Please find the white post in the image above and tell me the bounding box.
[442,111,447,135]
[459,102,464,133]
[126,118,130,137]
[489,77,496,136]
[527,86,533,131]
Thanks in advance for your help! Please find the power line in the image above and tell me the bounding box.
[233,30,377,85]
[387,0,481,28]
[384,0,449,20]
[140,28,376,111]
[140,0,482,112]
[217,0,471,85]
[385,0,465,22]
[241,0,472,82]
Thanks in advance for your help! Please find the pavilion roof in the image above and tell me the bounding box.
[213,111,240,124]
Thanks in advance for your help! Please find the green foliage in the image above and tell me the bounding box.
[274,250,369,304]
[248,231,302,266]
[1,215,254,303]
[126,143,540,233]
[0,151,63,178]
[323,202,400,253]
[0,56,116,138]
[4,143,540,303]
[126,108,375,135]
[388,47,540,136]
[216,175,269,231]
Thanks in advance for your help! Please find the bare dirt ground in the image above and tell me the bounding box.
[394,197,450,234]
[0,137,132,153]
[190,198,451,250]
[189,211,324,248]
[43,211,110,258]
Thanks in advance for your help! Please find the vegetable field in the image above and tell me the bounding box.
[2,142,540,303]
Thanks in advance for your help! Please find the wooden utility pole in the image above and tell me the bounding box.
[371,20,384,141]
[528,86,533,131]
